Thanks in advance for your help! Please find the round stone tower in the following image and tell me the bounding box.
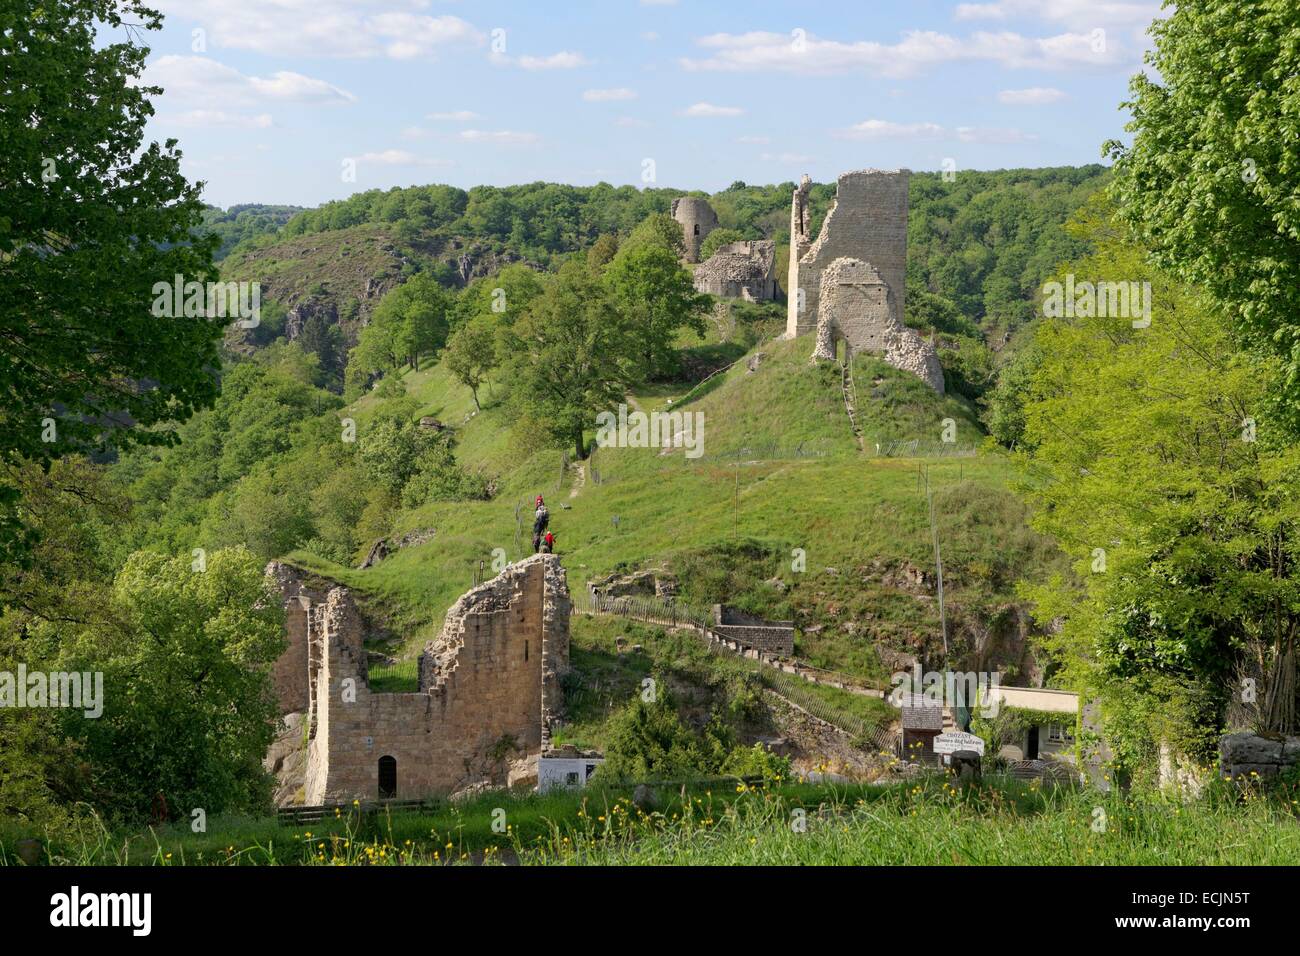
[670,196,718,263]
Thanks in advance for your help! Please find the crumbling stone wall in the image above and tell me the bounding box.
[296,554,570,804]
[1219,731,1300,780]
[265,561,329,715]
[671,196,718,263]
[711,605,795,656]
[786,169,910,339]
[693,240,778,301]
[812,257,944,393]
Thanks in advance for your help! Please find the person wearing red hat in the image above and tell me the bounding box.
[532,495,549,552]
[541,531,555,554]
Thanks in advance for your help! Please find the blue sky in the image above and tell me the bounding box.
[134,0,1167,208]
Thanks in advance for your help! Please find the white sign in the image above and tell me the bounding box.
[933,732,985,756]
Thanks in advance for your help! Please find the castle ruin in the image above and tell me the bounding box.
[267,554,570,804]
[692,238,778,302]
[786,169,943,393]
[670,196,718,263]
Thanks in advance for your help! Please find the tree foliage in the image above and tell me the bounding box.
[0,0,223,567]
[1107,0,1300,414]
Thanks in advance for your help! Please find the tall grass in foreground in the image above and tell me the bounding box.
[523,778,1300,866]
[15,775,1300,866]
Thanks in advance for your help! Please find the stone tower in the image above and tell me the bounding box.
[671,196,718,263]
[785,169,910,339]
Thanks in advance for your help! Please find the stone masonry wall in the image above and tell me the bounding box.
[711,604,795,657]
[671,196,718,263]
[301,554,570,804]
[265,561,329,715]
[786,169,910,339]
[1219,731,1300,780]
[813,256,944,393]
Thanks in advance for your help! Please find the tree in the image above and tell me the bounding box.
[356,274,451,374]
[623,212,686,259]
[453,263,545,329]
[1107,0,1300,418]
[445,315,498,411]
[61,547,285,820]
[604,234,711,380]
[698,227,744,261]
[1017,209,1300,744]
[501,261,635,459]
[0,0,224,568]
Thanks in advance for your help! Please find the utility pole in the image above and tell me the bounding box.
[734,462,739,541]
[925,467,948,661]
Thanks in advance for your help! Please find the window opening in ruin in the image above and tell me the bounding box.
[378,755,397,799]
[525,639,529,661]
[693,224,699,235]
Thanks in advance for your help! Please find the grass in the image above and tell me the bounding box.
[281,332,1062,684]
[18,775,1300,866]
[555,614,896,753]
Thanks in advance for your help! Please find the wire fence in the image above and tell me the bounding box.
[571,590,897,753]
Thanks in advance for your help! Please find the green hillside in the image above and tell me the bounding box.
[286,330,1059,680]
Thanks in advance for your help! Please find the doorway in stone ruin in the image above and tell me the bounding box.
[378,755,397,799]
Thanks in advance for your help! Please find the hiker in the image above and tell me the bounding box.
[532,495,549,552]
[541,530,556,554]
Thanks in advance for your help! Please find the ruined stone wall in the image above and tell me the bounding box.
[693,240,778,302]
[301,554,569,804]
[812,256,944,393]
[265,561,329,715]
[671,196,718,263]
[1219,731,1300,780]
[710,604,795,656]
[786,170,909,339]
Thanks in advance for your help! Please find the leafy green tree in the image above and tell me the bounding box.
[604,236,711,379]
[454,263,545,328]
[596,694,708,782]
[0,0,223,568]
[445,316,498,411]
[586,233,619,273]
[501,261,635,459]
[623,212,686,259]
[353,274,450,377]
[1107,0,1300,414]
[59,547,285,820]
[1018,212,1300,737]
[698,227,744,261]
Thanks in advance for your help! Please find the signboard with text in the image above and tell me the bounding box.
[933,732,985,756]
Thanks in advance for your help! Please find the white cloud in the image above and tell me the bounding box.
[515,51,589,70]
[836,120,948,141]
[760,152,814,164]
[642,32,661,42]
[164,110,273,129]
[144,55,354,106]
[737,135,771,144]
[681,102,744,117]
[614,117,650,128]
[249,71,357,104]
[998,86,1067,104]
[834,119,1035,143]
[354,150,452,166]
[155,1,483,59]
[955,0,1161,31]
[583,88,637,102]
[427,110,479,121]
[680,28,1129,78]
[458,129,541,144]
